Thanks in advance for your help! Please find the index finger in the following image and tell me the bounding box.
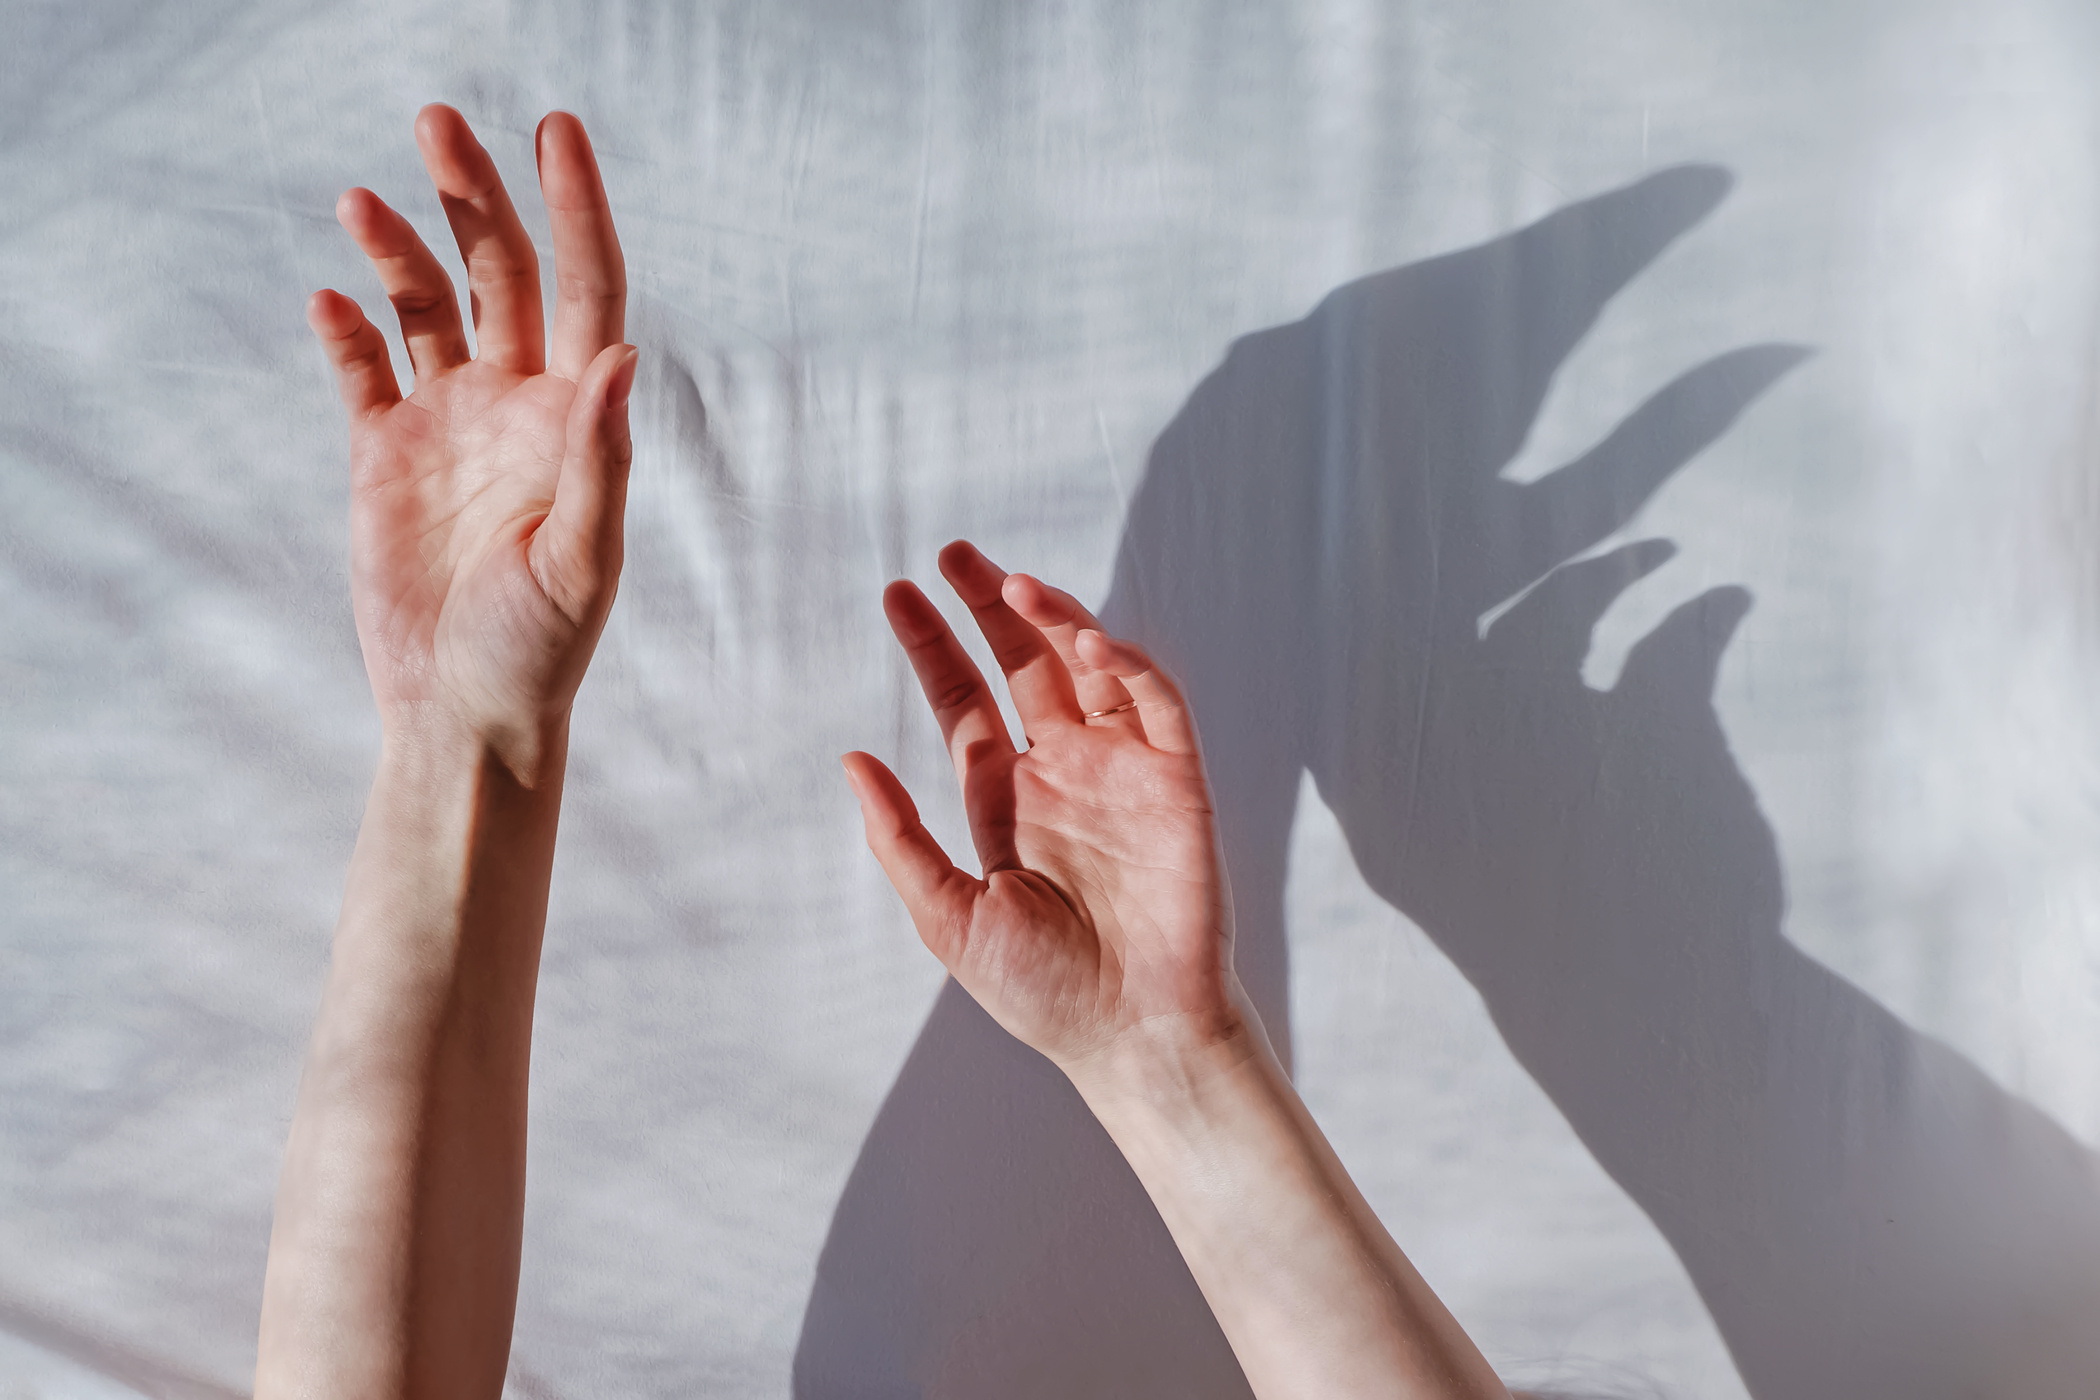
[937,541,1081,735]
[536,112,626,382]
[883,580,1016,780]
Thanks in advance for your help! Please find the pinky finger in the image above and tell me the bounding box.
[1072,630,1199,757]
[841,751,982,967]
[306,290,400,419]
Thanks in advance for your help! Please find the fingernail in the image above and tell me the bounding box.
[608,347,638,409]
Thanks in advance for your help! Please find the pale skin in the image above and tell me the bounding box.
[845,540,1514,1400]
[254,103,631,1399]
[261,103,1508,1400]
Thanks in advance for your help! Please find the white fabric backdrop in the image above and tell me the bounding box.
[7,2,2100,1396]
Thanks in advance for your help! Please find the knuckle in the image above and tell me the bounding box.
[468,254,540,284]
[991,639,1038,671]
[556,270,626,302]
[929,677,980,713]
[338,340,388,372]
[387,288,452,317]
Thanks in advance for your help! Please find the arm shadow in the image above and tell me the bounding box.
[795,167,2100,1399]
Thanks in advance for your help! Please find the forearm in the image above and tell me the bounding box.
[256,714,568,1400]
[1488,939,2100,1396]
[1072,1026,1510,1400]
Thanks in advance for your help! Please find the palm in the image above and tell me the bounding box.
[848,543,1241,1071]
[308,105,632,753]
[958,731,1223,1058]
[349,365,581,723]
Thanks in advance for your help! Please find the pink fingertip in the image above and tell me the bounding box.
[305,290,356,335]
[1001,572,1043,610]
[415,102,467,147]
[938,538,1005,582]
[414,103,497,195]
[537,110,587,156]
[880,579,943,639]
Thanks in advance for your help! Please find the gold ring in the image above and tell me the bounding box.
[1083,699,1138,720]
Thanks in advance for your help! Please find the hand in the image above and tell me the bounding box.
[307,104,633,772]
[847,544,1512,1400]
[844,541,1249,1080]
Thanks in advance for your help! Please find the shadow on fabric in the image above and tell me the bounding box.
[794,166,2100,1399]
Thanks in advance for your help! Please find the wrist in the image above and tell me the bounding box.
[379,700,572,791]
[1061,1005,1274,1129]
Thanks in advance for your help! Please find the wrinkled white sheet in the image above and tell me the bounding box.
[7,2,2100,1397]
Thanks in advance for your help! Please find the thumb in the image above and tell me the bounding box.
[842,751,981,968]
[534,342,638,624]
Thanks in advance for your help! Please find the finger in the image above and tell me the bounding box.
[536,112,626,382]
[1000,572,1139,730]
[843,752,982,967]
[530,343,638,627]
[1499,344,1809,598]
[1615,584,1753,709]
[415,103,545,374]
[334,187,471,380]
[884,579,1016,774]
[1481,539,1677,674]
[937,541,1081,735]
[1073,630,1199,757]
[305,289,401,419]
[1489,165,1733,438]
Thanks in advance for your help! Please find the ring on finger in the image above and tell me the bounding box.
[1083,699,1138,720]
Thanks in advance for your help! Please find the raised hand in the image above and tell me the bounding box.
[256,107,632,1400]
[843,540,1249,1077]
[307,104,632,772]
[846,543,1510,1399]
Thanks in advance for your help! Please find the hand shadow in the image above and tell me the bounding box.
[795,168,2100,1399]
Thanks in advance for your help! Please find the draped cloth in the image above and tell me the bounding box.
[6,4,2100,1396]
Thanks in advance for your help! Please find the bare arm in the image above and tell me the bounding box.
[844,542,1508,1400]
[1074,1034,1502,1400]
[255,104,632,1400]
